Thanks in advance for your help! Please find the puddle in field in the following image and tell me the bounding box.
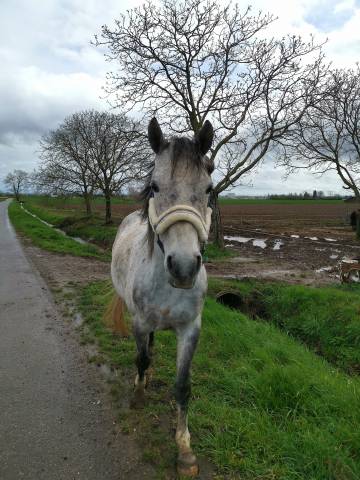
[316,266,334,273]
[224,235,268,249]
[273,239,284,250]
[305,236,318,241]
[253,239,267,249]
[330,254,339,259]
[325,238,337,242]
[291,234,300,238]
[225,235,252,244]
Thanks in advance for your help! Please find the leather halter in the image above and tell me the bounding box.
[148,198,212,244]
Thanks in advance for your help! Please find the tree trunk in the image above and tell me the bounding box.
[357,210,360,240]
[83,192,92,216]
[209,190,224,248]
[105,193,112,224]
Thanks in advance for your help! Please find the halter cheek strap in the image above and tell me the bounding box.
[148,198,212,243]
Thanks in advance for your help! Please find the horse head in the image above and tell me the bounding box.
[146,117,214,289]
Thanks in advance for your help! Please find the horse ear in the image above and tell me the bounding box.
[148,117,164,154]
[195,120,214,156]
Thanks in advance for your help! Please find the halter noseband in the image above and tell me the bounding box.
[148,198,212,245]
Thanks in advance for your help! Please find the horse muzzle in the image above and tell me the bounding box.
[166,251,202,289]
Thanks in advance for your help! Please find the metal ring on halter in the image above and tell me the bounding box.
[148,198,212,243]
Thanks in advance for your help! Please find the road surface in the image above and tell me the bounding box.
[0,200,153,479]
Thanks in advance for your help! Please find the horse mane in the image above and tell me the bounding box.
[140,137,207,255]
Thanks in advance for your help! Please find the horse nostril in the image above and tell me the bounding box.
[196,254,202,272]
[167,255,173,272]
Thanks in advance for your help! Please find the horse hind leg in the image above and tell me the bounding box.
[130,330,152,409]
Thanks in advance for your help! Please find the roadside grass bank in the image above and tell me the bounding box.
[24,201,118,250]
[78,279,360,479]
[8,201,108,260]
[208,278,360,375]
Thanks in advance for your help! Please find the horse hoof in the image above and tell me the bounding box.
[129,389,145,409]
[177,453,199,477]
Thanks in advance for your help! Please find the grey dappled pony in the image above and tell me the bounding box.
[110,118,214,476]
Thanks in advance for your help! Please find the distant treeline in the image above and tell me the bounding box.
[268,191,344,200]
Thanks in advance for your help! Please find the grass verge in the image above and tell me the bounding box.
[78,279,360,479]
[24,201,118,250]
[9,201,108,260]
[208,278,360,375]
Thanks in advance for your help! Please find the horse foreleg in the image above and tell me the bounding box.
[175,323,200,477]
[131,330,152,409]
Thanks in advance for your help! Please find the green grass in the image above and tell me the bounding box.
[23,201,118,249]
[219,198,344,205]
[9,201,108,260]
[203,242,236,261]
[208,278,360,375]
[78,280,360,479]
[63,218,118,249]
[24,202,70,225]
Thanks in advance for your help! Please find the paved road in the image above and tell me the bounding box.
[0,200,152,480]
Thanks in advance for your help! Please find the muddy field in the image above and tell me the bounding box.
[42,200,360,285]
[107,202,360,282]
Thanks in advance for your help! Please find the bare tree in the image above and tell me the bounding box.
[38,111,149,222]
[72,110,150,224]
[95,0,326,245]
[279,67,360,201]
[4,170,29,201]
[38,116,98,215]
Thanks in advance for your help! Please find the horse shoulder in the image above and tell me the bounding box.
[111,211,147,296]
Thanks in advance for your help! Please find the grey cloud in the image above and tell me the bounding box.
[0,0,355,195]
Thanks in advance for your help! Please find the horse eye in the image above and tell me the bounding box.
[206,184,213,194]
[151,182,159,193]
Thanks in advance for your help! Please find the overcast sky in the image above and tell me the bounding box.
[0,0,359,195]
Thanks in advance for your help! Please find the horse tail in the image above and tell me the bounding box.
[103,293,129,337]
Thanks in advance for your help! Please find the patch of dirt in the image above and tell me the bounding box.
[21,238,110,290]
